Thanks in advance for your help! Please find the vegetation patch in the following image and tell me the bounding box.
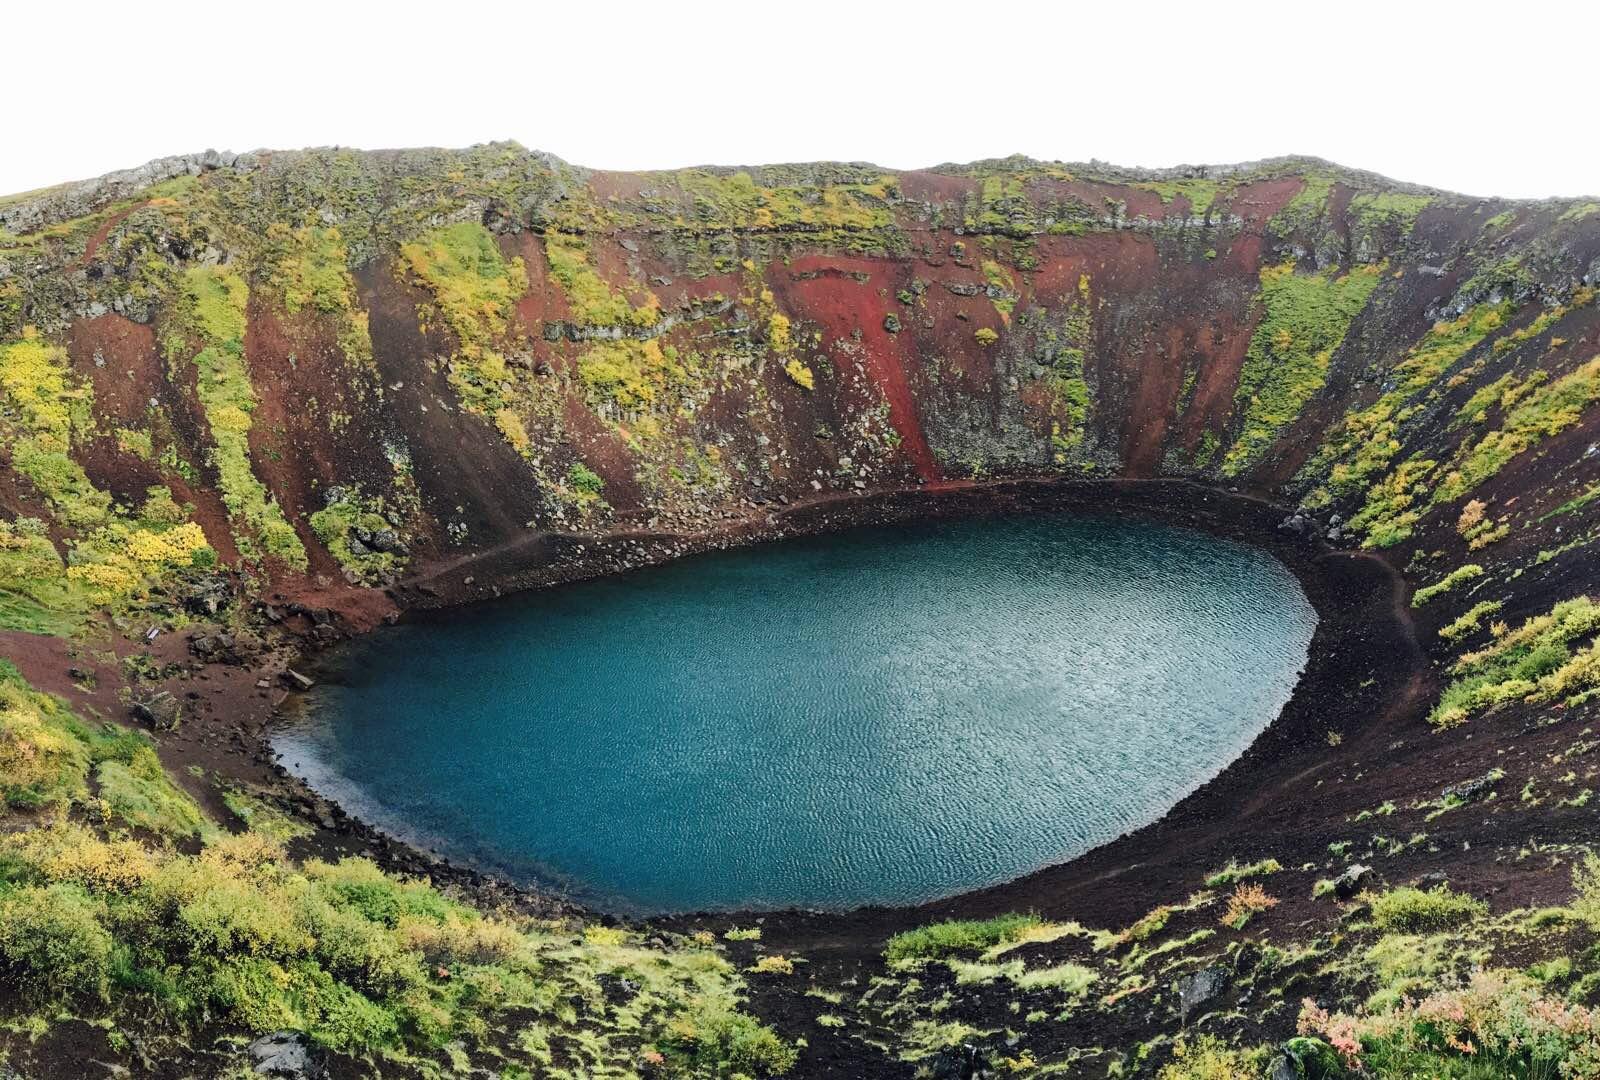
[1431,595,1600,727]
[1304,302,1510,507]
[399,222,529,414]
[309,486,408,584]
[884,913,1042,963]
[1222,261,1381,476]
[1411,563,1484,607]
[167,267,306,568]
[1369,884,1488,932]
[1432,356,1600,506]
[0,664,793,1076]
[544,232,659,329]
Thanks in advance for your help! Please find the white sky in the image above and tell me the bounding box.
[6,0,1596,201]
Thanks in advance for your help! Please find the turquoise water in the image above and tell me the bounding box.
[275,513,1316,914]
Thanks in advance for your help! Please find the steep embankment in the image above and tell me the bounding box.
[1,146,1599,1077]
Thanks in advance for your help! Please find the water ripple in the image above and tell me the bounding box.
[275,513,1316,914]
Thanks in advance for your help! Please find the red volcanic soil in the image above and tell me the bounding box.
[776,255,940,481]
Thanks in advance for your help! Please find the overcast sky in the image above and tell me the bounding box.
[6,1,1595,201]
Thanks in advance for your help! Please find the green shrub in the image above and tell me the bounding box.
[660,1000,797,1077]
[95,745,211,839]
[1430,596,1600,727]
[0,882,114,1002]
[1412,564,1485,607]
[885,912,1042,962]
[1369,885,1487,932]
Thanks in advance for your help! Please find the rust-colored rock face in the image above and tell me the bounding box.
[3,147,1596,616]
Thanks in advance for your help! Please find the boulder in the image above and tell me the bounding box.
[247,1031,325,1079]
[928,1042,992,1080]
[1175,966,1228,1023]
[1440,771,1500,805]
[181,574,232,617]
[367,528,407,555]
[131,691,181,731]
[1332,863,1374,900]
[281,669,316,692]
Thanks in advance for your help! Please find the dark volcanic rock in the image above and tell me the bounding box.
[130,691,181,730]
[1175,966,1229,1022]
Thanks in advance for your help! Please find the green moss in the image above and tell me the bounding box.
[0,334,111,528]
[1369,885,1488,932]
[94,745,214,841]
[1440,601,1503,644]
[1348,191,1434,240]
[1271,174,1335,236]
[981,259,1016,321]
[171,268,307,568]
[1307,303,1511,518]
[1222,262,1381,475]
[1203,858,1282,888]
[261,224,374,368]
[1347,456,1437,548]
[666,168,895,233]
[399,222,529,414]
[309,488,406,584]
[544,232,658,328]
[1135,179,1220,218]
[0,519,87,634]
[577,339,693,411]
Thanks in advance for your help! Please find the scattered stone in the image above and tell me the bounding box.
[190,632,238,663]
[1175,966,1229,1023]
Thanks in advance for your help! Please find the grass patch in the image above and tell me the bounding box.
[885,913,1042,963]
[1369,885,1487,932]
[167,267,306,568]
[399,222,529,415]
[1204,858,1282,888]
